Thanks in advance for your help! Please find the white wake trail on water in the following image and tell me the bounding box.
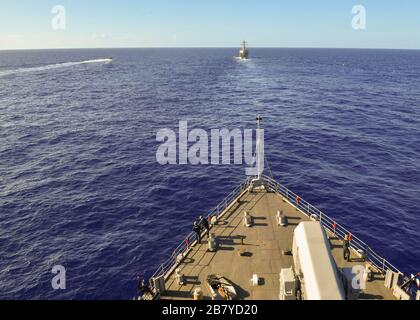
[0,58,112,77]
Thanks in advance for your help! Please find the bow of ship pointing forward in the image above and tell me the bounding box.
[138,116,419,301]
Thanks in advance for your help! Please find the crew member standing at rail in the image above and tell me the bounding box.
[193,221,202,244]
[343,235,351,262]
[199,215,210,238]
[138,278,152,297]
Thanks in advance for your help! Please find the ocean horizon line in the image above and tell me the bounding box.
[1,46,420,52]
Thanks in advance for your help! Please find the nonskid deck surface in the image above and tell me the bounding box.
[162,190,395,300]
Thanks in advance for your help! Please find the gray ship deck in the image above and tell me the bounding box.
[161,189,395,300]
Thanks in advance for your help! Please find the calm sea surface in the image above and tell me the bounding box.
[0,48,419,299]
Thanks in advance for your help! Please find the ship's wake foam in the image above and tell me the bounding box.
[0,58,111,77]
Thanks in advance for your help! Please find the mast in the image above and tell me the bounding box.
[256,114,263,180]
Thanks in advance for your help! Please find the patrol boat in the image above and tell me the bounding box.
[140,116,419,301]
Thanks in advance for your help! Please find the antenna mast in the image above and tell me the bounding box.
[256,114,263,180]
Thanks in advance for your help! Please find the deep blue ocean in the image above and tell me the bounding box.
[0,48,419,300]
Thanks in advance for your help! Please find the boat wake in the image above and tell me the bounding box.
[0,58,112,77]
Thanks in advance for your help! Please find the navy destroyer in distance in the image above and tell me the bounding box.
[238,41,249,60]
[138,117,419,301]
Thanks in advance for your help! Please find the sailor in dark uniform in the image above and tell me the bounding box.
[138,278,151,297]
[199,215,210,238]
[193,221,202,244]
[343,235,351,262]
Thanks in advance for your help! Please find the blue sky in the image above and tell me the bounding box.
[0,0,419,49]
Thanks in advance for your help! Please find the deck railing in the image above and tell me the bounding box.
[148,175,405,294]
[262,175,403,276]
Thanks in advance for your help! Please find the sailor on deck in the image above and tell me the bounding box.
[137,278,152,297]
[193,221,202,244]
[343,235,351,262]
[199,215,210,238]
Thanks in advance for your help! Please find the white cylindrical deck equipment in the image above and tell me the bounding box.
[292,222,345,300]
